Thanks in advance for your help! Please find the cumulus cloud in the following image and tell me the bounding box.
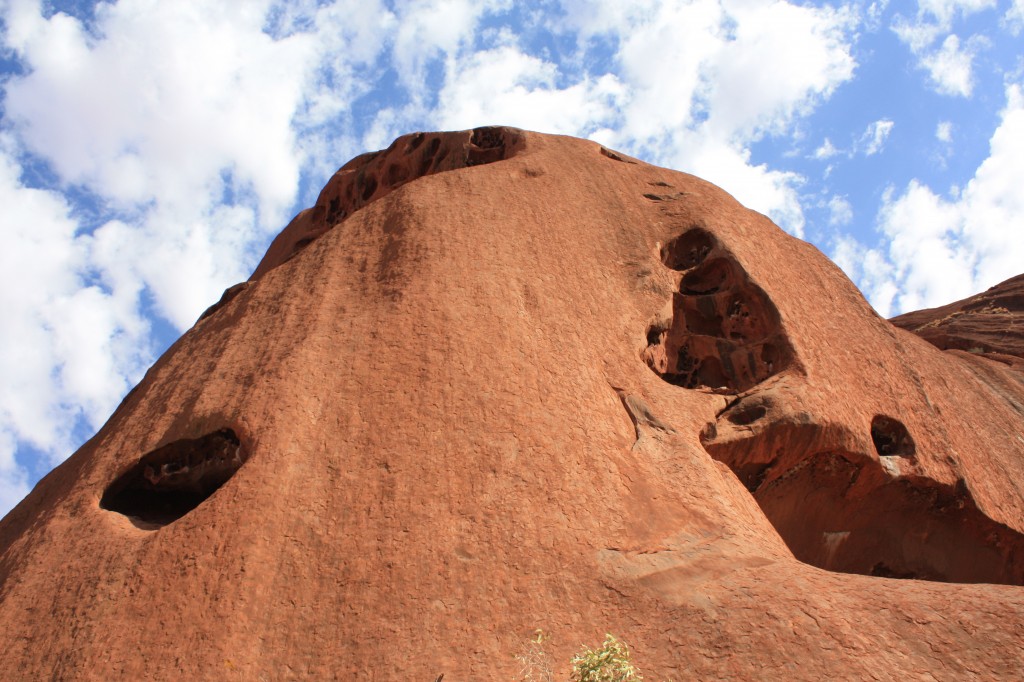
[865,0,891,31]
[393,0,509,90]
[920,34,979,96]
[1005,0,1024,33]
[838,83,1024,316]
[2,0,395,330]
[936,120,953,141]
[434,44,625,135]
[0,135,151,513]
[554,0,857,236]
[828,195,854,226]
[892,0,995,48]
[917,0,997,26]
[892,0,993,97]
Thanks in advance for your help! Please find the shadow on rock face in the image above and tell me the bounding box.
[249,126,527,282]
[700,383,1024,585]
[751,449,1024,583]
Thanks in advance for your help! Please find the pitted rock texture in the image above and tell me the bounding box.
[891,273,1024,368]
[2,129,1024,681]
[642,227,795,392]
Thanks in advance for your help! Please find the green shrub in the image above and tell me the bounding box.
[570,634,643,682]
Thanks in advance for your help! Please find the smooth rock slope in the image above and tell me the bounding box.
[2,128,1023,680]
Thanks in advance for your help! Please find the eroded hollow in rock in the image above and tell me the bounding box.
[871,415,916,457]
[100,428,247,529]
[661,228,714,271]
[680,257,736,295]
[751,451,1024,584]
[726,402,768,426]
[643,228,793,392]
[703,407,1024,585]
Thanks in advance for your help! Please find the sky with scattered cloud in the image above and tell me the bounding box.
[0,0,1022,516]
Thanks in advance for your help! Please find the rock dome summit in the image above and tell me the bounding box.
[1,127,1023,680]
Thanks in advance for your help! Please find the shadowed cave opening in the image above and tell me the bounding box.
[660,227,715,271]
[871,415,916,457]
[643,228,794,393]
[100,428,247,530]
[702,410,1024,585]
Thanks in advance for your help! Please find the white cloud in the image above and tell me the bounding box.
[701,1,856,140]
[838,83,1024,316]
[936,120,953,141]
[2,0,397,328]
[861,118,895,155]
[434,44,625,135]
[865,0,891,31]
[393,0,509,90]
[917,0,996,26]
[576,0,857,147]
[919,34,977,96]
[892,1,993,96]
[828,195,854,226]
[1004,0,1024,33]
[892,0,995,48]
[814,138,840,159]
[6,2,301,212]
[0,135,151,513]
[555,0,856,236]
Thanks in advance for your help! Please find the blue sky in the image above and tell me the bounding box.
[1,0,1022,516]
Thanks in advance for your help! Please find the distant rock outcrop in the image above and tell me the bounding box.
[2,128,1024,680]
[892,273,1024,370]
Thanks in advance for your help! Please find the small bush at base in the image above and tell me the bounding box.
[570,634,643,682]
[515,629,555,682]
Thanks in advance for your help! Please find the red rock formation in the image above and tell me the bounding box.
[891,273,1024,370]
[2,128,1024,680]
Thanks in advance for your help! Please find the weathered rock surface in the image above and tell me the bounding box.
[892,273,1024,370]
[2,128,1024,680]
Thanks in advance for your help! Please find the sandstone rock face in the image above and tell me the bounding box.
[891,273,1024,369]
[2,128,1024,680]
